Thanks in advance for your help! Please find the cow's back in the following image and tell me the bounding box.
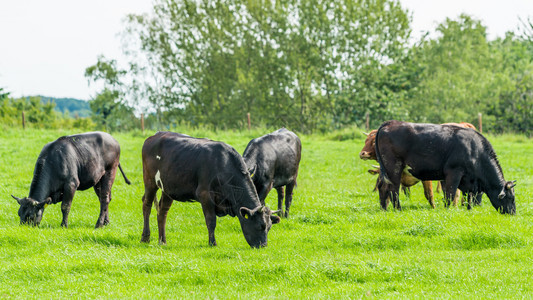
[142,131,251,202]
[244,129,301,186]
[49,132,120,167]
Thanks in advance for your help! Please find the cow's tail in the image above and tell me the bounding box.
[374,122,391,185]
[118,163,131,185]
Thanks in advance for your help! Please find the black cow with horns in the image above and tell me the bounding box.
[12,131,131,227]
[140,131,280,248]
[243,128,302,218]
[375,120,516,214]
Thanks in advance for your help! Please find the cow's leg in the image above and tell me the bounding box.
[389,174,403,210]
[452,189,462,207]
[436,181,442,194]
[391,189,401,210]
[284,182,296,218]
[443,173,461,207]
[401,185,410,199]
[377,172,401,211]
[465,191,473,210]
[473,193,483,206]
[141,185,158,243]
[196,188,217,246]
[378,181,400,211]
[60,181,79,228]
[157,193,173,245]
[378,183,391,210]
[94,168,117,228]
[275,186,285,217]
[422,181,435,208]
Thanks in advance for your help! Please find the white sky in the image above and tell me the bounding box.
[0,0,532,100]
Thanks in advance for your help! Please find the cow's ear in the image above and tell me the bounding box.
[506,180,517,190]
[38,197,52,208]
[248,165,257,178]
[270,215,281,224]
[240,207,253,219]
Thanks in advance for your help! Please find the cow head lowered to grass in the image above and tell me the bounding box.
[12,132,131,227]
[140,131,280,248]
[11,195,52,226]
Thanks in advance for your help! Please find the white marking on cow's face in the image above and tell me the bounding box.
[156,155,161,160]
[155,170,164,193]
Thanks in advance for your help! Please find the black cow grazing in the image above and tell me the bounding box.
[11,132,131,228]
[140,131,280,248]
[243,128,302,218]
[375,121,516,214]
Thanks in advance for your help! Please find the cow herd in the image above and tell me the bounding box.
[10,122,516,248]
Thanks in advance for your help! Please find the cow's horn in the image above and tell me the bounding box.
[506,180,517,189]
[272,209,282,214]
[11,195,23,205]
[362,132,369,136]
[372,165,380,168]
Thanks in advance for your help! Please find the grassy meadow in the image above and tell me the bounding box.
[1,128,532,298]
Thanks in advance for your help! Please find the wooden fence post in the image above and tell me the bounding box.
[365,112,370,131]
[22,111,26,130]
[141,113,145,134]
[247,113,251,131]
[478,113,482,134]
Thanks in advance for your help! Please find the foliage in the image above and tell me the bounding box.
[85,56,138,131]
[123,0,411,132]
[114,3,533,135]
[0,96,95,130]
[1,128,532,298]
[405,15,493,124]
[0,87,9,100]
[40,96,92,118]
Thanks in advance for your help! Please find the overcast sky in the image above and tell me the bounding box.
[0,0,532,100]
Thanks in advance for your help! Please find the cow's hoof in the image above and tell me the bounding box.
[140,236,150,243]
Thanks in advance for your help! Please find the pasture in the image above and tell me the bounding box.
[1,128,532,298]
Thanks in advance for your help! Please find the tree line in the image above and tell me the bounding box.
[2,0,533,135]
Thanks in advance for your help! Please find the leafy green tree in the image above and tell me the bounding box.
[85,56,137,131]
[487,32,533,136]
[405,14,496,125]
[123,0,411,132]
[0,87,9,100]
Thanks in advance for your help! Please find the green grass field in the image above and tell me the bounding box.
[1,128,532,298]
